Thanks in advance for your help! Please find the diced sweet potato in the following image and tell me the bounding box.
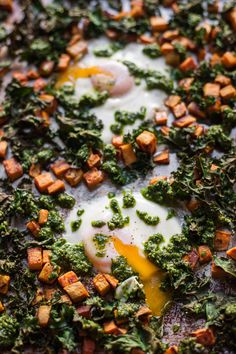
[38,209,49,225]
[203,83,220,97]
[0,0,13,11]
[33,78,47,92]
[0,141,7,159]
[103,320,119,334]
[162,29,179,41]
[82,338,96,354]
[164,95,181,108]
[3,158,23,182]
[183,249,199,269]
[51,160,70,178]
[164,346,178,354]
[188,102,206,119]
[0,301,4,313]
[191,328,216,346]
[64,168,83,187]
[139,35,155,44]
[112,135,124,148]
[77,305,91,318]
[35,173,54,193]
[136,130,157,154]
[57,54,71,71]
[208,0,219,13]
[227,7,236,31]
[47,179,65,194]
[38,262,57,284]
[39,61,54,77]
[150,16,168,32]
[83,168,104,188]
[153,150,169,164]
[179,57,197,72]
[27,70,39,80]
[160,126,170,136]
[37,305,51,327]
[214,74,231,87]
[44,287,57,300]
[103,274,119,288]
[12,71,28,84]
[93,274,110,296]
[161,43,174,55]
[136,306,152,318]
[221,52,236,69]
[39,94,57,114]
[26,220,40,237]
[64,281,89,303]
[211,261,227,279]
[27,248,43,271]
[58,271,79,288]
[198,48,206,62]
[192,124,204,138]
[42,250,51,264]
[186,198,201,212]
[210,53,221,66]
[0,274,10,294]
[172,102,187,118]
[29,163,41,178]
[66,40,88,59]
[226,247,236,261]
[155,111,168,125]
[220,85,236,100]
[179,77,194,92]
[87,153,101,168]
[173,115,196,128]
[214,230,231,251]
[207,98,221,113]
[165,52,180,67]
[120,144,137,166]
[149,176,167,185]
[198,246,212,264]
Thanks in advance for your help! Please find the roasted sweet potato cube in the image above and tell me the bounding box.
[43,287,57,300]
[165,52,180,67]
[226,247,236,261]
[0,274,10,294]
[214,74,231,87]
[33,78,47,92]
[3,158,23,182]
[183,249,199,269]
[211,261,227,279]
[51,160,70,178]
[112,135,124,148]
[39,94,57,114]
[203,83,220,97]
[42,250,51,264]
[214,230,231,251]
[57,54,70,71]
[186,198,201,212]
[136,130,157,154]
[0,0,13,11]
[179,77,194,92]
[58,271,79,288]
[0,141,7,159]
[0,301,4,313]
[172,102,187,118]
[93,274,110,296]
[153,150,169,164]
[77,305,91,318]
[192,124,204,138]
[136,306,152,318]
[150,16,168,31]
[160,126,170,136]
[228,7,236,31]
[139,34,155,44]
[60,294,72,304]
[83,168,104,188]
[39,61,54,77]
[149,176,167,185]
[164,95,181,108]
[155,111,168,125]
[162,29,179,41]
[47,179,65,194]
[120,144,137,166]
[29,163,41,178]
[26,220,40,237]
[66,40,88,58]
[221,52,236,69]
[27,70,39,80]
[82,338,96,354]
[35,173,54,193]
[103,274,119,288]
[220,85,236,100]
[65,168,83,187]
[38,262,57,284]
[27,248,43,271]
[64,281,89,303]
[164,346,178,354]
[188,102,206,119]
[37,305,51,327]
[173,115,196,128]
[12,71,27,84]
[179,57,197,72]
[161,43,174,55]
[38,209,49,225]
[103,320,119,334]
[87,153,101,168]
[191,328,216,346]
[198,246,212,264]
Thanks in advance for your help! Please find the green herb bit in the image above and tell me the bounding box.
[71,219,82,232]
[108,199,130,230]
[93,233,110,257]
[91,220,106,228]
[136,210,160,225]
[108,192,116,199]
[122,191,136,208]
[166,209,177,220]
[142,43,161,58]
[77,208,84,217]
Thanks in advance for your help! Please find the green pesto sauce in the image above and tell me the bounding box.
[77,208,84,217]
[166,209,177,220]
[136,210,160,226]
[71,219,82,232]
[93,233,110,257]
[91,220,106,228]
[108,199,129,230]
[122,191,136,208]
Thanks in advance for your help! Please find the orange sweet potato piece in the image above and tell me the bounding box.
[64,281,89,303]
[37,305,51,327]
[161,43,174,55]
[47,180,65,194]
[58,271,79,288]
[64,168,83,187]
[164,95,181,108]
[0,0,13,11]
[82,338,96,354]
[39,60,55,77]
[35,173,54,193]
[188,102,206,119]
[173,115,196,128]
[66,40,88,58]
[38,209,49,225]
[198,246,212,264]
[77,305,91,318]
[0,301,5,313]
[42,250,51,264]
[183,249,199,269]
[120,144,137,166]
[27,70,39,80]
[139,35,155,44]
[220,85,236,100]
[26,220,40,237]
[51,160,70,178]
[112,135,124,148]
[33,78,47,92]
[179,77,194,92]
[179,57,197,72]
[164,346,178,354]
[87,153,101,168]
[0,141,7,159]
[221,52,236,69]
[93,274,110,296]
[57,54,71,71]
[136,130,157,154]
[103,320,119,334]
[226,247,236,261]
[160,126,170,136]
[29,163,41,178]
[153,150,169,164]
[203,83,220,97]
[155,111,168,125]
[214,230,231,251]
[38,262,58,284]
[227,7,236,31]
[103,274,119,288]
[83,168,104,188]
[191,328,216,346]
[149,176,167,185]
[136,306,152,318]
[3,158,23,182]
[27,247,43,271]
[162,29,179,41]
[0,274,10,294]
[214,74,231,87]
[172,102,187,118]
[186,198,201,211]
[150,16,168,31]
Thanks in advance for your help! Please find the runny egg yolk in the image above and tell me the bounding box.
[113,237,171,316]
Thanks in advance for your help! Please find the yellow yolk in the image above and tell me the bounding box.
[56,65,112,88]
[113,237,171,315]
